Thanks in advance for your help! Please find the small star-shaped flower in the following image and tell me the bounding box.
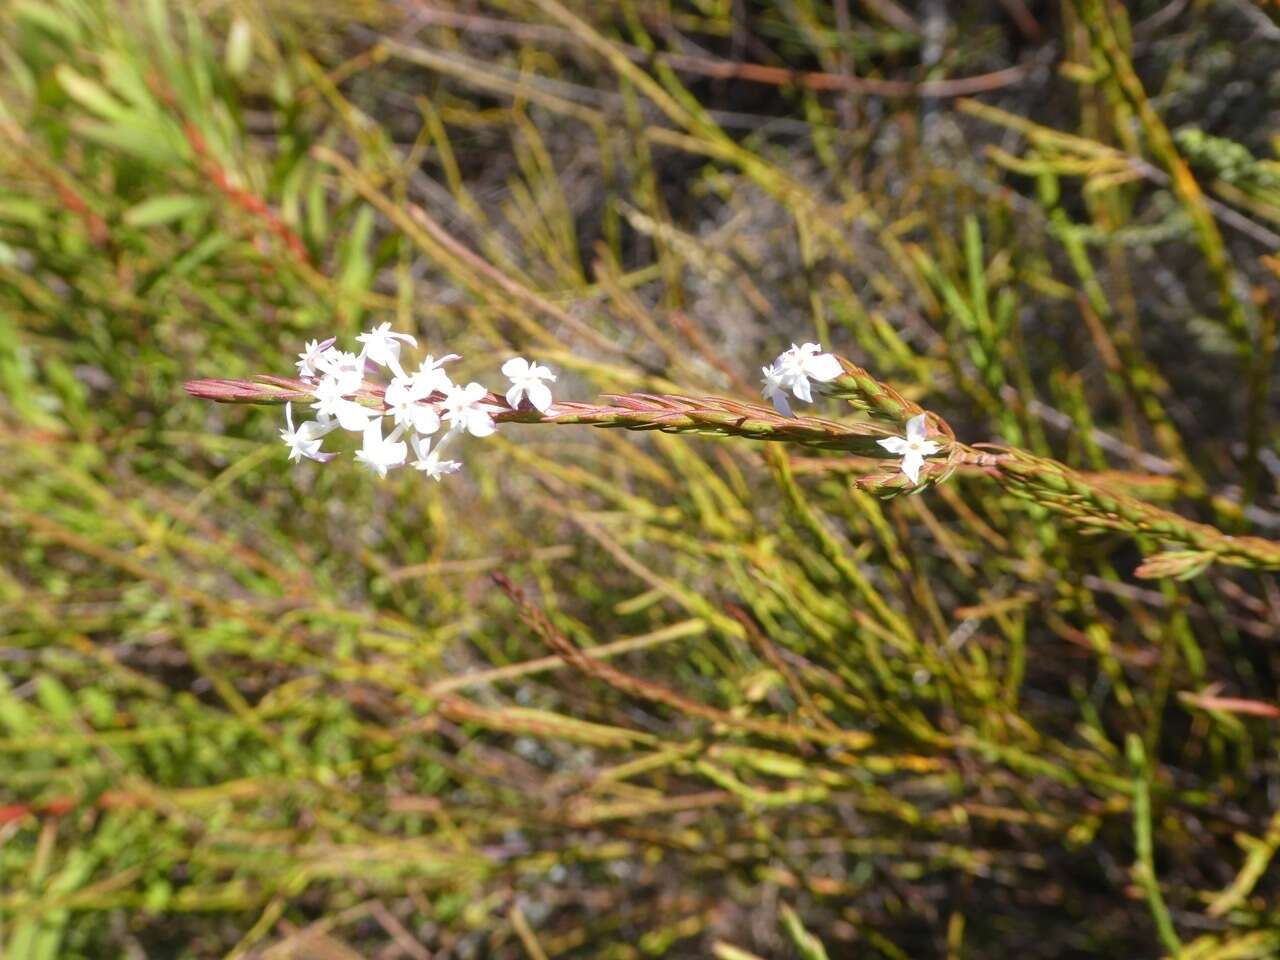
[410,433,463,481]
[762,342,842,415]
[440,381,501,438]
[315,349,367,395]
[385,376,442,436]
[279,402,337,462]
[760,363,794,417]
[311,376,376,432]
[410,354,461,396]
[354,418,408,478]
[296,337,336,380]
[877,414,942,484]
[501,357,556,412]
[356,322,417,373]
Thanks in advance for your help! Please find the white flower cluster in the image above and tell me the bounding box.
[279,322,556,481]
[760,342,842,417]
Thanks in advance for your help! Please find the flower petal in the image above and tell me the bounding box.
[298,418,335,442]
[804,353,842,382]
[906,414,929,441]
[467,411,496,437]
[901,452,924,484]
[527,381,553,413]
[385,353,407,382]
[336,401,374,432]
[412,405,441,435]
[791,377,813,403]
[878,436,908,454]
[501,357,529,378]
[505,384,524,410]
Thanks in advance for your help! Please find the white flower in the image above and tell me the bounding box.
[501,357,556,412]
[762,342,842,414]
[876,414,942,484]
[410,354,460,396]
[279,402,337,462]
[296,337,336,379]
[410,433,462,481]
[441,381,500,438]
[354,418,408,477]
[384,376,442,436]
[356,322,416,371]
[775,342,841,401]
[316,349,367,395]
[312,376,376,432]
[760,364,793,417]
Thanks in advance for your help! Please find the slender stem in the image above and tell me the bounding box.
[1127,735,1183,957]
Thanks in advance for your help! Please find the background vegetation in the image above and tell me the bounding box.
[2,0,1279,956]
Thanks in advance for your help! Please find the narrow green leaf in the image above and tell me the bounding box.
[78,118,184,165]
[15,1,81,43]
[781,905,830,960]
[225,16,253,78]
[124,194,209,227]
[55,65,129,122]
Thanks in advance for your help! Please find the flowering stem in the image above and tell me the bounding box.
[187,377,902,453]
[185,365,1280,578]
[521,394,900,452]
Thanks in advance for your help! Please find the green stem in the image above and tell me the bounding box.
[1127,735,1182,957]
